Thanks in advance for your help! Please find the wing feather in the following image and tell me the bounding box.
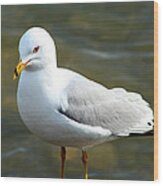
[60,74,153,136]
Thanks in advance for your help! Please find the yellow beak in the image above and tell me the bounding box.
[13,60,28,80]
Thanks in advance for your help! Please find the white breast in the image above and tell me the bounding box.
[17,69,111,149]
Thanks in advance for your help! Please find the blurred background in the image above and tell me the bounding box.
[1,2,154,180]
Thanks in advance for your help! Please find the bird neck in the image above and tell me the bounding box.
[43,45,57,68]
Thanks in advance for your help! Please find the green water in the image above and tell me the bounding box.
[1,2,154,180]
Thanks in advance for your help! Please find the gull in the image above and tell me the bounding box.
[13,27,154,179]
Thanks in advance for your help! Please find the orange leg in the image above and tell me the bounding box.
[60,146,66,178]
[82,150,88,179]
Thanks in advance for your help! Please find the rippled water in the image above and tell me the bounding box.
[1,2,154,180]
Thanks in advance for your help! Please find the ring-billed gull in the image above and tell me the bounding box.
[13,27,154,179]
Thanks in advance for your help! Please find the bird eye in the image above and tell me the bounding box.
[33,46,40,53]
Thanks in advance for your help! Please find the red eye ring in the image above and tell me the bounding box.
[33,46,40,53]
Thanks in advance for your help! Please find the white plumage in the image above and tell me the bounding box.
[16,27,153,150]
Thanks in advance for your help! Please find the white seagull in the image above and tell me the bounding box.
[13,27,154,179]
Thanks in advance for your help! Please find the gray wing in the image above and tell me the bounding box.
[59,75,153,136]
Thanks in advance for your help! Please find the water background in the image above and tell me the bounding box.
[1,2,154,180]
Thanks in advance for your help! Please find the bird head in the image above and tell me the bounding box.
[13,27,56,80]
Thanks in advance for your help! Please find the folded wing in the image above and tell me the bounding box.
[59,75,153,136]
